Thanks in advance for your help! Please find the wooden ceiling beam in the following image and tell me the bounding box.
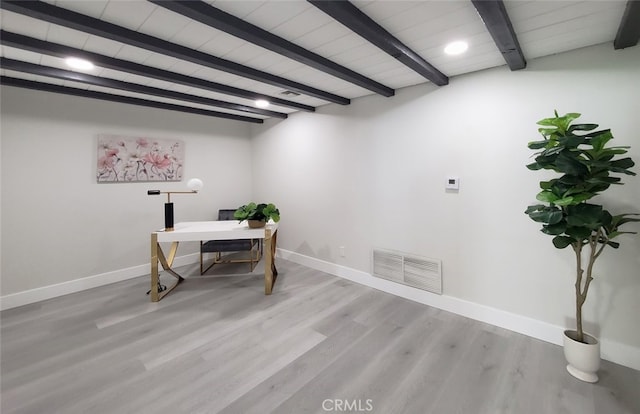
[309,0,449,86]
[471,0,526,70]
[614,0,640,49]
[0,30,312,113]
[1,76,264,124]
[153,0,395,97]
[1,57,286,119]
[0,0,350,105]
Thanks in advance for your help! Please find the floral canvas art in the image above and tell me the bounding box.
[97,134,184,182]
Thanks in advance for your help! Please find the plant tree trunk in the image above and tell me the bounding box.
[573,241,585,343]
[572,231,607,344]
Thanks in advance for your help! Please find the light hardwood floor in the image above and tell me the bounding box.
[2,259,639,414]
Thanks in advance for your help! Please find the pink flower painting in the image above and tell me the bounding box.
[97,134,184,182]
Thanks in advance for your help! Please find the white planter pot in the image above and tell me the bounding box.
[563,330,600,383]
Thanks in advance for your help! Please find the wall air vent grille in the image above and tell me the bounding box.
[372,249,442,295]
[373,250,403,282]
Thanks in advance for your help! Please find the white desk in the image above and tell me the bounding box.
[150,221,279,301]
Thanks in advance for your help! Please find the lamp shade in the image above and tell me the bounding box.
[187,178,204,191]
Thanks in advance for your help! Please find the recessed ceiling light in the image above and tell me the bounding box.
[65,57,94,70]
[255,99,270,108]
[444,41,468,56]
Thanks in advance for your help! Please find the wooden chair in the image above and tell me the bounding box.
[199,209,262,274]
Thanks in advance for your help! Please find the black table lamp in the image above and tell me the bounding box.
[147,178,203,231]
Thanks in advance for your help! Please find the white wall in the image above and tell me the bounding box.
[1,42,638,368]
[251,43,640,365]
[0,86,253,297]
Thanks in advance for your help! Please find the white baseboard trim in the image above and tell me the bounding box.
[278,248,640,371]
[3,249,637,370]
[0,253,200,311]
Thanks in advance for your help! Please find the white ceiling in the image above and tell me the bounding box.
[0,0,632,122]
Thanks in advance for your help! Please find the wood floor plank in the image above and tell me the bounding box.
[426,329,512,413]
[270,299,447,413]
[2,356,146,413]
[328,313,447,412]
[1,258,638,414]
[373,316,481,414]
[179,328,326,413]
[1,279,257,387]
[217,319,371,414]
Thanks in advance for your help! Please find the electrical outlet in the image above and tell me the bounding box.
[339,246,345,257]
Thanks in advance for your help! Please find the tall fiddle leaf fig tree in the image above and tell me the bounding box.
[525,111,638,343]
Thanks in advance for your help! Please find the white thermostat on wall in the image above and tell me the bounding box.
[446,176,460,190]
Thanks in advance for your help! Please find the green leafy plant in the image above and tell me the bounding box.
[525,111,638,343]
[234,202,280,223]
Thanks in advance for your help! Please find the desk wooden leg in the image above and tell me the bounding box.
[264,228,278,295]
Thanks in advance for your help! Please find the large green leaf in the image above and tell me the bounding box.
[558,135,587,148]
[526,162,542,171]
[567,203,603,214]
[608,158,637,175]
[585,159,617,170]
[567,193,595,204]
[553,236,575,249]
[536,191,559,203]
[606,230,638,240]
[555,153,588,176]
[539,180,556,190]
[610,213,640,228]
[586,147,630,159]
[542,222,567,235]
[565,226,592,239]
[536,112,581,132]
[550,182,571,197]
[536,118,560,127]
[568,123,598,132]
[540,145,565,157]
[588,130,613,151]
[585,176,621,185]
[528,207,564,224]
[528,140,548,150]
[554,196,575,206]
[611,157,635,169]
[593,154,616,162]
[559,113,582,130]
[557,175,583,185]
[582,129,611,142]
[263,203,281,222]
[524,204,545,214]
[566,204,604,229]
[609,167,637,175]
[535,153,560,165]
[538,127,559,137]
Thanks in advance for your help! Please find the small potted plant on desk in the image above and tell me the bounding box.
[524,111,638,383]
[234,202,281,228]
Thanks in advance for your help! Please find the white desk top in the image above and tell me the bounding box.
[154,220,278,242]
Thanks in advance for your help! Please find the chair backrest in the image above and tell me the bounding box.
[218,209,237,221]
